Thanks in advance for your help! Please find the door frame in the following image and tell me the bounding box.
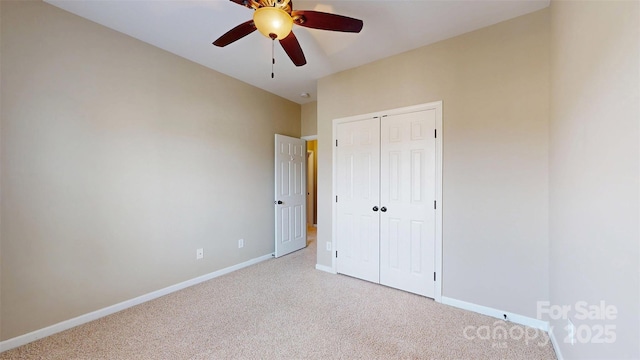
[331,101,444,302]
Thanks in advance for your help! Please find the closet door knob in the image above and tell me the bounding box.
[380,207,387,212]
[372,206,379,212]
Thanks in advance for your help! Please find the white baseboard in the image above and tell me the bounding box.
[441,296,549,331]
[0,253,274,353]
[315,263,335,274]
[548,324,565,360]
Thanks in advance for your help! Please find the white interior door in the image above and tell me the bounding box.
[379,110,436,297]
[335,118,380,283]
[274,134,306,258]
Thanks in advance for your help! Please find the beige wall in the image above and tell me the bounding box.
[0,0,300,340]
[301,101,317,137]
[549,1,639,358]
[302,102,318,224]
[317,10,550,318]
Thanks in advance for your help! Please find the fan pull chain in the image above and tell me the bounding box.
[271,39,275,79]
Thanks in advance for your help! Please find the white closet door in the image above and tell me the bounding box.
[336,118,380,283]
[379,110,436,297]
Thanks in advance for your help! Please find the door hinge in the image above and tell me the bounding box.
[336,196,338,203]
[336,139,338,147]
[336,251,338,258]
[434,200,436,209]
[435,129,437,138]
[434,272,436,281]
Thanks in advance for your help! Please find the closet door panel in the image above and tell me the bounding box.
[380,110,436,297]
[336,118,381,283]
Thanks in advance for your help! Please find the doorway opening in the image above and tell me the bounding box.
[306,139,318,228]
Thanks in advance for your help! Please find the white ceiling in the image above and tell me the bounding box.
[45,0,549,104]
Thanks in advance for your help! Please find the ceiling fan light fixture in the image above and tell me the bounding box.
[215,2,363,67]
[253,7,293,40]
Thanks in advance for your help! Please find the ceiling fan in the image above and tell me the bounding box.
[213,0,364,67]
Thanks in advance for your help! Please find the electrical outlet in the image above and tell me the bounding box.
[326,242,332,251]
[196,248,204,260]
[238,238,244,248]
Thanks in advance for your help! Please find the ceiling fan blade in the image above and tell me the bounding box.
[291,10,363,33]
[229,0,256,10]
[213,20,256,47]
[279,31,307,67]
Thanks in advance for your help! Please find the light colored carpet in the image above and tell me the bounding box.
[1,228,556,359]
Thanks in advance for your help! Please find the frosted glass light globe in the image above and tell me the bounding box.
[253,7,293,40]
